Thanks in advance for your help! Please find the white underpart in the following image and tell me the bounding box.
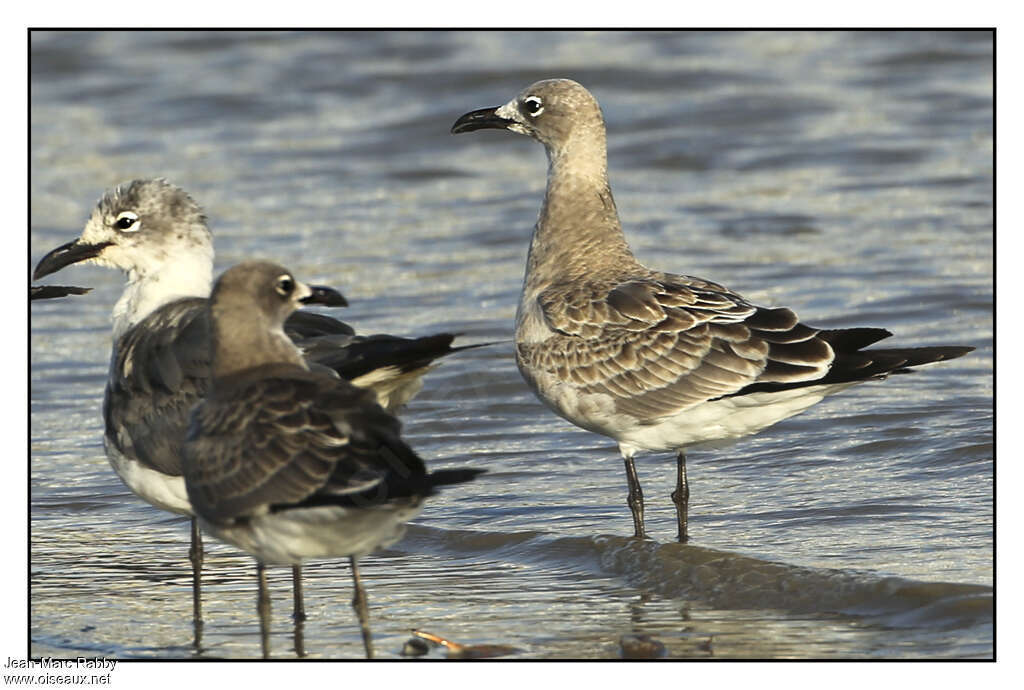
[521,348,858,458]
[350,364,430,411]
[199,501,423,565]
[106,244,214,340]
[104,437,193,515]
[350,365,404,389]
[614,383,858,458]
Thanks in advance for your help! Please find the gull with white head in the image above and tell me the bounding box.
[33,179,485,638]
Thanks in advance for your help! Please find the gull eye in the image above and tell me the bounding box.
[114,211,140,232]
[275,274,294,296]
[522,95,544,117]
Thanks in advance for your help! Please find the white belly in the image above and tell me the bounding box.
[518,360,855,455]
[198,500,424,566]
[104,436,193,516]
[614,383,856,455]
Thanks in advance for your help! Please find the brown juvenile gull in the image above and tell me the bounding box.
[452,78,973,542]
[182,261,484,658]
[32,179,485,632]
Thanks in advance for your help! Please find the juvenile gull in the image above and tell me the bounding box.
[32,179,483,629]
[183,261,484,658]
[452,78,973,542]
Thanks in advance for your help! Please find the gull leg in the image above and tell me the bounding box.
[291,565,306,657]
[293,613,306,658]
[670,451,690,543]
[291,565,306,622]
[256,561,271,659]
[349,556,374,659]
[188,518,204,629]
[622,455,646,539]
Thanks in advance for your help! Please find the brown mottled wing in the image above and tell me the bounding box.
[104,297,212,477]
[521,274,835,421]
[105,297,450,480]
[182,365,430,523]
[104,300,361,477]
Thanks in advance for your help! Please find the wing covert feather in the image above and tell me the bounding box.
[521,274,836,421]
[183,368,430,523]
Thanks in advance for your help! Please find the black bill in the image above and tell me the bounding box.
[451,107,515,134]
[33,240,113,280]
[301,285,348,308]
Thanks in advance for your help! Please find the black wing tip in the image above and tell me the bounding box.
[864,344,975,379]
[410,334,506,358]
[449,338,507,353]
[730,342,975,398]
[325,333,500,381]
[906,345,975,363]
[403,333,503,353]
[816,327,894,351]
[427,468,487,489]
[30,285,93,300]
[816,329,975,366]
[285,310,356,337]
[945,345,975,357]
[871,344,975,364]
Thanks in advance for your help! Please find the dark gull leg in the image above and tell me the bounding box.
[291,565,306,656]
[349,556,374,659]
[188,518,203,626]
[291,565,306,622]
[293,613,306,658]
[623,455,646,539]
[671,451,690,543]
[256,561,271,659]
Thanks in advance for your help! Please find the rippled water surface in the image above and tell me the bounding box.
[29,30,992,660]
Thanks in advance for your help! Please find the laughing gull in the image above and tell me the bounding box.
[32,179,483,630]
[452,78,974,542]
[183,261,484,658]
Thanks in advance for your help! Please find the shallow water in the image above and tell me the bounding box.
[29,30,992,659]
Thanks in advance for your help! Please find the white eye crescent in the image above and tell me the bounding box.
[522,95,544,117]
[275,274,295,296]
[114,211,140,232]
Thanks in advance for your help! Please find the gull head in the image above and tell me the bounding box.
[34,178,212,282]
[451,78,606,154]
[208,260,346,375]
[211,260,347,334]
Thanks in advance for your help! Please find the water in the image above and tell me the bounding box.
[29,30,992,660]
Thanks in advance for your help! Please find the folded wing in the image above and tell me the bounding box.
[519,273,840,422]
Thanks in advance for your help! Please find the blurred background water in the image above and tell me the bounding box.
[29,30,992,659]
